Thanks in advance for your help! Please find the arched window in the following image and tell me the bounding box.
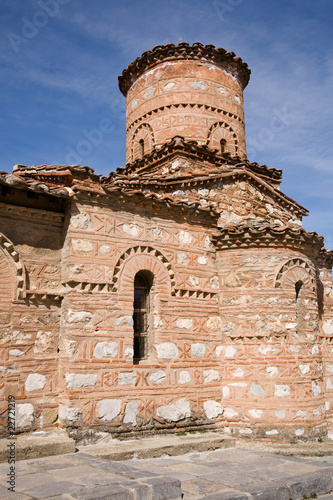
[139,139,145,158]
[133,271,153,364]
[220,138,227,154]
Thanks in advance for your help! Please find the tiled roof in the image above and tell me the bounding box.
[212,220,333,263]
[102,136,307,217]
[119,42,251,96]
[0,136,306,218]
[0,163,220,219]
[0,160,331,260]
[103,136,282,181]
[0,164,103,197]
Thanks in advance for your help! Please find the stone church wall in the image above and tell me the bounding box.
[217,247,326,440]
[0,203,63,435]
[58,198,224,436]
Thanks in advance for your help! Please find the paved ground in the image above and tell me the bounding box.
[2,447,333,499]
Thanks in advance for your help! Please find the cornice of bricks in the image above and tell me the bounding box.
[119,42,251,96]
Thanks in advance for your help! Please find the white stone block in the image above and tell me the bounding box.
[59,405,82,423]
[275,410,286,419]
[312,381,321,396]
[204,235,213,249]
[216,345,224,357]
[156,342,178,360]
[118,372,136,386]
[312,345,319,355]
[266,366,279,377]
[233,368,245,378]
[191,343,205,358]
[154,315,163,329]
[224,407,239,418]
[96,399,121,421]
[93,342,118,359]
[225,346,236,358]
[9,349,24,357]
[222,386,230,398]
[176,318,193,330]
[249,409,263,419]
[179,370,191,384]
[274,384,290,398]
[34,331,54,353]
[66,373,98,388]
[122,223,140,236]
[210,277,219,289]
[204,400,223,419]
[259,345,277,355]
[323,320,333,336]
[72,239,93,253]
[179,230,193,245]
[66,310,92,324]
[116,316,133,327]
[177,252,187,265]
[266,429,279,435]
[207,316,222,331]
[124,347,134,357]
[189,275,200,287]
[299,364,310,375]
[25,373,46,392]
[249,383,266,398]
[100,245,111,255]
[71,212,92,229]
[156,398,191,422]
[149,371,166,384]
[123,401,139,426]
[16,403,34,429]
[295,429,305,436]
[204,369,220,383]
[198,256,208,265]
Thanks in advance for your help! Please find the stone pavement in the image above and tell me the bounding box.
[1,447,333,499]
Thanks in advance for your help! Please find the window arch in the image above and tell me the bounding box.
[206,121,238,155]
[131,123,155,162]
[133,271,153,364]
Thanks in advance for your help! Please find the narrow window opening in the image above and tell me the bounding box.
[295,280,302,300]
[139,139,145,158]
[295,280,304,336]
[133,271,153,364]
[220,138,227,154]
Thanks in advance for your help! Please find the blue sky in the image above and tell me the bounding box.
[1,0,332,249]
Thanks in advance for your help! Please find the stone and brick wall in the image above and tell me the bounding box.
[58,198,224,436]
[124,59,247,162]
[0,202,63,435]
[217,247,326,440]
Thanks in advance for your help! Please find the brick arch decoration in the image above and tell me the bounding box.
[131,123,155,161]
[111,246,175,295]
[0,233,25,301]
[274,258,317,292]
[207,121,238,154]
